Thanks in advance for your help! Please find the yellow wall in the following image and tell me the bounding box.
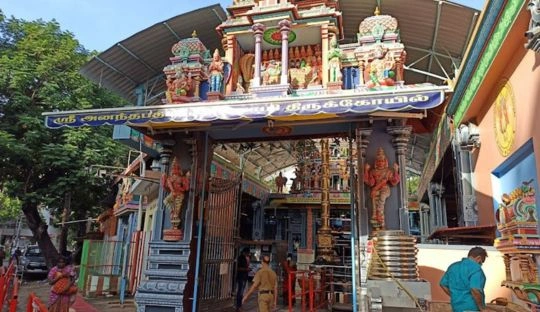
[417,244,510,302]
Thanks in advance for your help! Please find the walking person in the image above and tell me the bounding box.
[242,255,277,312]
[48,256,78,312]
[236,247,251,312]
[440,247,493,312]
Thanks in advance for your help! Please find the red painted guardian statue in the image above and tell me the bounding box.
[364,147,400,230]
[162,158,191,241]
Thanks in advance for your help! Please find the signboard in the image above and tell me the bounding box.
[44,89,446,129]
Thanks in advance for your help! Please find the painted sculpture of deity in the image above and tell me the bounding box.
[364,147,400,230]
[328,36,343,83]
[366,44,396,88]
[208,49,224,92]
[163,158,191,240]
[262,60,281,85]
[275,172,288,193]
[166,72,192,100]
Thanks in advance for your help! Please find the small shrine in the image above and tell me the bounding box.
[495,181,540,308]
[163,31,228,103]
[354,7,406,88]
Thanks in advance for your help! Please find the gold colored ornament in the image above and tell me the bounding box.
[494,80,516,157]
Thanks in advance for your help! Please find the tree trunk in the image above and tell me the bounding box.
[22,202,59,268]
[58,192,71,256]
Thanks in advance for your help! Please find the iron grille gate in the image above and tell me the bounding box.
[199,176,241,310]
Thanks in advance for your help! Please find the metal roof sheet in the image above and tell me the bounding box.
[81,1,478,106]
[80,4,227,105]
[77,1,479,179]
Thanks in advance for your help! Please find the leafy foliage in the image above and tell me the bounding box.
[0,11,129,263]
[0,189,21,220]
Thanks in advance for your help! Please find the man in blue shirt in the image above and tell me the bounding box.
[440,247,489,312]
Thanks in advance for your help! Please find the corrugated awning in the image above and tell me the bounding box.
[79,1,479,107]
[79,4,227,106]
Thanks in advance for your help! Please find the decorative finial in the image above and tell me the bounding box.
[374,6,380,16]
[192,30,197,38]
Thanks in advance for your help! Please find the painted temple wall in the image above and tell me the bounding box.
[417,244,510,302]
[471,49,540,226]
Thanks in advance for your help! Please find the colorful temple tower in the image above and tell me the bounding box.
[43,0,454,311]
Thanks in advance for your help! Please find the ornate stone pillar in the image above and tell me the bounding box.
[321,24,329,87]
[503,254,511,281]
[355,128,372,236]
[387,125,412,234]
[358,61,365,86]
[135,134,208,312]
[455,123,480,226]
[279,19,291,85]
[152,141,174,240]
[317,139,333,262]
[251,23,265,87]
[225,34,236,94]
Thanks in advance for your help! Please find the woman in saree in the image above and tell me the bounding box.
[48,256,77,312]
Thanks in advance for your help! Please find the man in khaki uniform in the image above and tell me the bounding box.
[242,255,277,312]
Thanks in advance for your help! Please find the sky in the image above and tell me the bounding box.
[1,0,486,52]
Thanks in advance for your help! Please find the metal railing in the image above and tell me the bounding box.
[26,293,47,312]
[0,260,20,312]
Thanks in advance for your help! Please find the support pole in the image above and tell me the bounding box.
[152,142,174,241]
[316,139,333,262]
[279,19,291,85]
[387,124,412,234]
[251,23,266,87]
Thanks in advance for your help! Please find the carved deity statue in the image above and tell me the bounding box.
[364,147,400,230]
[262,60,281,85]
[166,72,192,100]
[163,158,191,235]
[328,36,343,83]
[275,172,288,193]
[290,166,302,192]
[366,44,396,88]
[208,49,224,92]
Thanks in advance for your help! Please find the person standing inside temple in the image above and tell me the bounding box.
[236,247,251,312]
[281,253,297,306]
[440,247,492,312]
[243,255,277,312]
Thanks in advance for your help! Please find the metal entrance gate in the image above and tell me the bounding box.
[198,176,241,311]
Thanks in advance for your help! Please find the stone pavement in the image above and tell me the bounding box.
[15,280,332,312]
[16,279,136,312]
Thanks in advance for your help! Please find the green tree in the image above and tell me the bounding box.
[0,189,21,220]
[0,12,129,266]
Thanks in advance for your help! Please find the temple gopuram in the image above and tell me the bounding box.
[43,0,488,311]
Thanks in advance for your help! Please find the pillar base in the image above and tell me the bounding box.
[327,81,343,91]
[206,91,224,102]
[163,228,183,241]
[251,84,290,98]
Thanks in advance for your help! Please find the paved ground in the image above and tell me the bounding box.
[16,278,136,312]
